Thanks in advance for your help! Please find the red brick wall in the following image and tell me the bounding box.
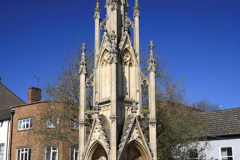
[28,87,41,103]
[10,103,76,160]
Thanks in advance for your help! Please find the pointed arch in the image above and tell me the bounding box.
[120,140,152,160]
[86,141,109,160]
[99,49,111,99]
[118,48,136,99]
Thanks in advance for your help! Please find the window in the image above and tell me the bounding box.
[18,118,33,130]
[45,147,58,160]
[17,148,31,160]
[71,147,79,160]
[70,119,78,130]
[189,149,198,160]
[0,122,2,127]
[0,144,4,160]
[46,119,59,128]
[221,147,233,160]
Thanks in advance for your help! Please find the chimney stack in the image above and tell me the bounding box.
[28,87,41,103]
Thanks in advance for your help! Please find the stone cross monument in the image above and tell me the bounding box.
[79,0,157,159]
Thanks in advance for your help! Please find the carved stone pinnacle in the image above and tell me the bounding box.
[79,43,87,75]
[148,40,156,73]
[149,40,154,51]
[94,0,101,19]
[133,0,140,18]
[81,43,86,53]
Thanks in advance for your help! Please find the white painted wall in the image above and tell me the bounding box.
[196,139,240,160]
[0,120,10,160]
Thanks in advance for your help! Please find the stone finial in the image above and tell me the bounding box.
[109,30,118,64]
[94,0,101,20]
[0,77,1,83]
[149,40,154,51]
[133,0,140,18]
[79,43,87,75]
[148,40,156,73]
[81,43,86,53]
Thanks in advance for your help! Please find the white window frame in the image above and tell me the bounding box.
[18,118,33,131]
[70,119,78,130]
[45,146,58,160]
[0,143,4,160]
[17,148,31,160]
[71,147,79,160]
[219,146,234,160]
[46,119,59,128]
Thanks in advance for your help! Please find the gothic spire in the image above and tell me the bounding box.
[94,0,101,19]
[133,0,140,18]
[148,40,156,73]
[79,43,87,75]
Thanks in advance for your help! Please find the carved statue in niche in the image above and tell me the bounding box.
[101,50,110,67]
[120,50,132,66]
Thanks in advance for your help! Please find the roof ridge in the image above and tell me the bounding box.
[194,107,240,115]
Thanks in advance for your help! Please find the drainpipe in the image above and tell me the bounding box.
[9,109,15,160]
[6,120,10,160]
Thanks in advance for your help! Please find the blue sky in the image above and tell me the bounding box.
[0,0,239,109]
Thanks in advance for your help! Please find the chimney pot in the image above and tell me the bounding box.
[28,87,41,103]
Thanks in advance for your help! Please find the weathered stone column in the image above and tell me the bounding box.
[94,0,101,104]
[148,40,157,160]
[79,43,87,160]
[109,2,118,159]
[109,30,117,160]
[94,0,101,63]
[134,0,140,57]
[133,0,141,115]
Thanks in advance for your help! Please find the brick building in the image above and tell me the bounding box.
[10,87,79,160]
